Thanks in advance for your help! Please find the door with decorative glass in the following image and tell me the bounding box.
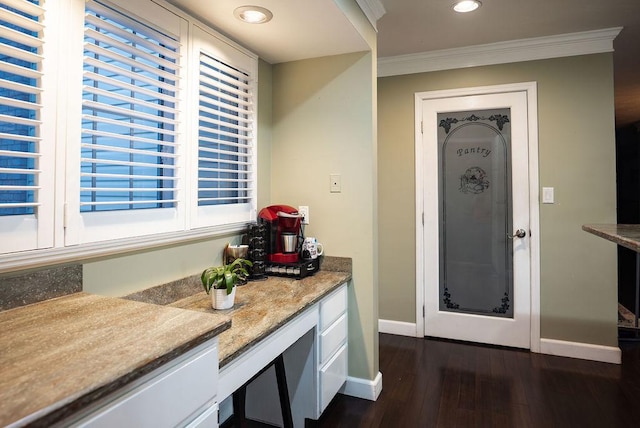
[421,90,531,349]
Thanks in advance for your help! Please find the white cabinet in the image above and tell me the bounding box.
[61,340,219,428]
[317,284,348,414]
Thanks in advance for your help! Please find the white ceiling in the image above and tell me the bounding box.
[168,0,640,127]
[165,0,368,64]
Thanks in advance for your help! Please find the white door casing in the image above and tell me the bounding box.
[414,82,541,351]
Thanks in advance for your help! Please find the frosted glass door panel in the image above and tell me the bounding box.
[438,109,513,317]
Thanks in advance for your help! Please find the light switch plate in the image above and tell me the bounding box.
[542,187,554,204]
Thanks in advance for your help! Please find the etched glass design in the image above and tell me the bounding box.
[438,108,513,317]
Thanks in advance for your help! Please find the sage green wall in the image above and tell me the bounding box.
[267,0,379,381]
[271,51,378,380]
[83,60,274,297]
[378,54,618,347]
[82,236,232,296]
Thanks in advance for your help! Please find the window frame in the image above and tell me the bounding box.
[0,0,259,273]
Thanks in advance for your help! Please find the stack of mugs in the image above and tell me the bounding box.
[246,222,267,280]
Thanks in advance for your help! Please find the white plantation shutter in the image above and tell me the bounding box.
[81,0,180,212]
[0,0,52,253]
[66,0,187,245]
[0,0,258,261]
[193,25,257,228]
[198,53,253,205]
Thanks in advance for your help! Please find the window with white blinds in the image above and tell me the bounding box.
[198,52,253,207]
[81,0,180,213]
[0,0,51,254]
[0,0,258,259]
[191,25,256,229]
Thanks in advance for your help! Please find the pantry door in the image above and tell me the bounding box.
[419,87,533,349]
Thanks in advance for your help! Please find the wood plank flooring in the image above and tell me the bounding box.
[317,333,640,427]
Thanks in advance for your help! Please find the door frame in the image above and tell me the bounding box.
[414,82,541,353]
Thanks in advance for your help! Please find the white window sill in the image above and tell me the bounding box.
[0,223,248,275]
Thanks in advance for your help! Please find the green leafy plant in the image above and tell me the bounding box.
[201,258,253,295]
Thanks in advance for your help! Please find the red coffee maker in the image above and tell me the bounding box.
[258,205,303,263]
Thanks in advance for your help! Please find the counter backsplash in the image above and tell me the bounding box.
[0,256,351,312]
[0,265,82,311]
[123,255,352,302]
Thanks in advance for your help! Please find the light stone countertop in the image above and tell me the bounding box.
[167,269,352,367]
[0,256,351,427]
[0,293,230,427]
[582,224,640,252]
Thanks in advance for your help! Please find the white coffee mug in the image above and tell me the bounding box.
[303,237,324,259]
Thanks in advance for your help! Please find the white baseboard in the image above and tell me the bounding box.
[377,320,621,365]
[340,371,383,401]
[539,338,621,364]
[378,319,417,337]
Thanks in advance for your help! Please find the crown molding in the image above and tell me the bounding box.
[378,27,623,77]
[355,0,386,31]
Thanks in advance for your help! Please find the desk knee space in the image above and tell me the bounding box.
[219,283,348,427]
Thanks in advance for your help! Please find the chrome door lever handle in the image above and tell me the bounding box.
[507,229,527,239]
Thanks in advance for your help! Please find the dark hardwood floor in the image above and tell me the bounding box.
[317,333,640,427]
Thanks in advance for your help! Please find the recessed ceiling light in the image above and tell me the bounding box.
[452,0,482,13]
[234,6,273,24]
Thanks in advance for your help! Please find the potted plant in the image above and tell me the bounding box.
[201,258,253,310]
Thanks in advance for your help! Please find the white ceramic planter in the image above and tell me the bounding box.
[211,286,236,310]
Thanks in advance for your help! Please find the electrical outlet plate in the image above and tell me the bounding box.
[298,205,309,224]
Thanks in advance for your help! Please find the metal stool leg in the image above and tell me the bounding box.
[230,354,293,428]
[274,354,294,428]
[231,385,247,428]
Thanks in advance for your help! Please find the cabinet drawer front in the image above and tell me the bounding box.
[73,344,218,427]
[319,344,347,413]
[320,313,347,366]
[320,285,347,331]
